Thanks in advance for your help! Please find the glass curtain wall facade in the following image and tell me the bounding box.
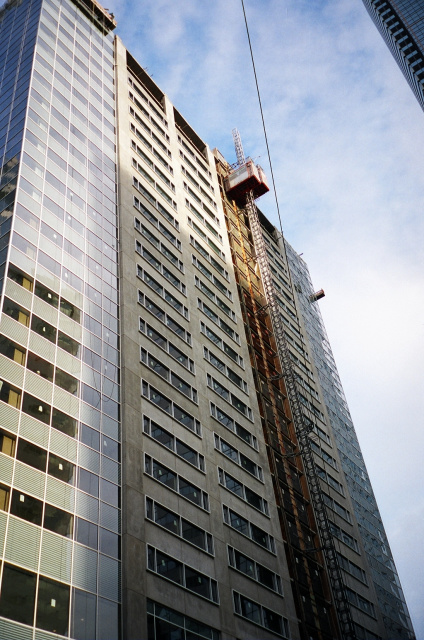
[362,0,424,109]
[0,0,121,638]
[285,241,415,640]
[0,0,42,291]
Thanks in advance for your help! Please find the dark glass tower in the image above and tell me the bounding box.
[285,241,415,640]
[362,0,424,109]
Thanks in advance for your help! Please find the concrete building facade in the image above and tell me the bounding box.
[115,38,298,640]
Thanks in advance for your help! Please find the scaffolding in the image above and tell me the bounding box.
[224,131,356,640]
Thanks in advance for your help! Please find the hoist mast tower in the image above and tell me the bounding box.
[224,128,357,640]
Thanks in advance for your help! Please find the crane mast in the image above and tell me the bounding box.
[226,129,356,640]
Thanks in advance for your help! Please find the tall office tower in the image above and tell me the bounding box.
[284,242,415,640]
[362,0,424,109]
[0,0,121,638]
[0,0,416,639]
[115,40,299,640]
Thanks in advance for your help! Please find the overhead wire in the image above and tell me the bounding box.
[239,0,284,235]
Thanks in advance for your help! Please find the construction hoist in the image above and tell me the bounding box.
[223,127,356,640]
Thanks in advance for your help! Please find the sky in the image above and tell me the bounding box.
[109,0,424,635]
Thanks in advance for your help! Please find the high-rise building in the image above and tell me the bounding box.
[0,0,415,639]
[284,242,415,640]
[362,0,424,109]
[0,0,121,638]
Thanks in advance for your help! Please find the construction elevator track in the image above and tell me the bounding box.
[242,189,357,640]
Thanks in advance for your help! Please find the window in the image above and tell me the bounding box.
[139,293,191,344]
[346,588,376,618]
[134,195,179,233]
[17,439,47,472]
[132,138,172,175]
[141,349,197,403]
[177,135,210,172]
[145,456,208,510]
[190,236,228,278]
[144,417,204,470]
[129,114,170,155]
[180,151,214,189]
[0,564,37,626]
[8,265,33,291]
[133,174,177,210]
[136,230,182,268]
[311,440,338,470]
[0,336,25,365]
[195,277,234,320]
[52,408,77,438]
[223,506,274,552]
[329,522,359,553]
[31,314,57,343]
[207,375,252,420]
[187,211,221,242]
[129,88,169,134]
[233,592,289,638]
[130,131,174,175]
[44,504,73,537]
[26,351,53,381]
[2,297,30,326]
[210,403,257,449]
[299,393,324,421]
[219,469,268,515]
[55,368,79,395]
[228,546,282,594]
[48,453,75,484]
[35,281,59,307]
[140,319,194,371]
[10,490,43,526]
[137,271,188,319]
[309,421,331,446]
[137,255,185,294]
[71,589,96,640]
[192,255,231,296]
[200,322,243,367]
[36,576,70,635]
[0,379,21,409]
[0,429,16,457]
[142,381,201,435]
[22,392,50,424]
[214,434,262,480]
[353,623,382,640]
[187,220,225,259]
[133,156,175,192]
[146,599,220,640]
[337,553,368,584]
[147,546,218,603]
[146,498,213,554]
[0,484,10,512]
[316,464,344,496]
[182,171,217,211]
[198,300,239,343]
[323,491,351,523]
[204,347,246,391]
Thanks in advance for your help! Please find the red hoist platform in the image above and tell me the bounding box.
[224,158,269,204]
